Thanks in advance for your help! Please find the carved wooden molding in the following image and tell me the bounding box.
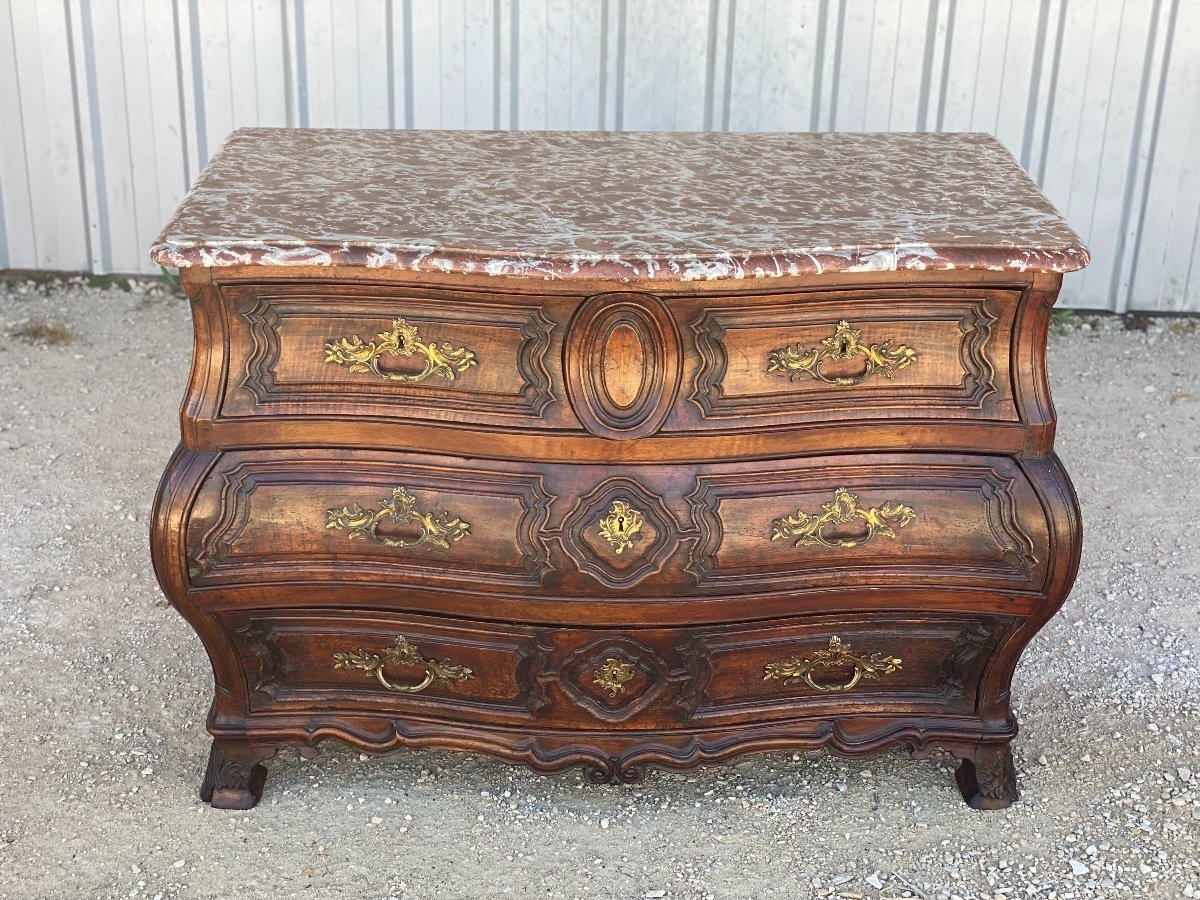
[234,616,551,721]
[223,711,1015,787]
[938,619,1015,706]
[685,462,1041,590]
[559,477,682,589]
[192,454,555,590]
[564,292,682,439]
[558,637,675,722]
[233,293,556,419]
[516,634,557,717]
[688,294,1005,420]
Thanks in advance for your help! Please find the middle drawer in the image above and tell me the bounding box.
[186,448,1052,614]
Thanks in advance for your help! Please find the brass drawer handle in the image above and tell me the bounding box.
[325,316,477,383]
[334,636,474,694]
[767,320,916,386]
[326,485,470,550]
[771,487,915,549]
[764,636,901,693]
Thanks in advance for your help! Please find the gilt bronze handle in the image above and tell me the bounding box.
[324,316,477,383]
[326,485,469,550]
[764,636,901,693]
[771,487,915,549]
[767,320,916,386]
[333,636,474,694]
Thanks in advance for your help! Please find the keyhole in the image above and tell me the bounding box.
[615,516,627,531]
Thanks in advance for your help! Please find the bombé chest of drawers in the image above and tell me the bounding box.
[150,128,1088,810]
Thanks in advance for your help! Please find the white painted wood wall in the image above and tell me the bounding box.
[1,0,1197,312]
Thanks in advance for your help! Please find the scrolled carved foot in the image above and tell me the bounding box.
[955,742,1018,810]
[199,738,272,809]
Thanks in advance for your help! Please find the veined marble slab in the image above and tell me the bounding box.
[151,128,1089,281]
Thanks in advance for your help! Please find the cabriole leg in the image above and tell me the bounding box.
[199,738,272,809]
[955,741,1018,810]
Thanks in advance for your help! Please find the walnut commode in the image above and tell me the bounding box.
[150,129,1088,810]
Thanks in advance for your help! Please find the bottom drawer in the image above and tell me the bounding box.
[225,608,1020,730]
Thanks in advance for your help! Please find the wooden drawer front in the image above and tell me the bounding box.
[686,454,1049,593]
[677,289,1019,430]
[227,609,1014,729]
[216,283,566,428]
[188,451,553,592]
[231,611,547,723]
[679,613,1016,723]
[187,450,1049,602]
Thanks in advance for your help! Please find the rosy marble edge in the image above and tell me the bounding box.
[148,238,1090,281]
[148,127,1091,281]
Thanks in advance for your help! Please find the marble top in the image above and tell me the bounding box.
[150,128,1089,282]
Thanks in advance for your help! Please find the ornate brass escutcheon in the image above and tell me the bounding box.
[324,316,477,383]
[597,500,643,555]
[764,636,902,693]
[593,658,637,697]
[767,320,916,386]
[326,485,470,550]
[771,487,915,549]
[333,635,474,694]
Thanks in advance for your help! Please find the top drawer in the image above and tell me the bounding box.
[211,281,1022,438]
[672,287,1019,430]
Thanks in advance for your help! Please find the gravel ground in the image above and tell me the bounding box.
[0,276,1198,900]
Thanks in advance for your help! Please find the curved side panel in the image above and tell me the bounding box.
[150,446,250,726]
[974,452,1083,729]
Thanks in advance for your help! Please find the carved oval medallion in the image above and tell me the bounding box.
[601,323,646,409]
[565,292,682,440]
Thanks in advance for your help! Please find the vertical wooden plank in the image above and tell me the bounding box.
[567,0,604,129]
[831,0,932,132]
[989,2,1042,152]
[172,0,202,185]
[307,0,391,128]
[886,0,935,131]
[66,0,106,273]
[0,0,36,268]
[829,0,875,130]
[250,0,290,127]
[862,0,902,130]
[409,0,444,126]
[192,0,233,151]
[115,0,189,273]
[389,0,410,128]
[939,0,998,133]
[517,0,600,129]
[1129,1,1200,312]
[814,0,841,130]
[515,0,549,127]
[597,0,621,130]
[359,0,392,126]
[299,0,337,125]
[621,0,711,131]
[1042,0,1153,309]
[707,0,731,131]
[82,0,142,273]
[1023,0,1066,180]
[3,1,90,269]
[726,0,822,132]
[436,0,468,128]
[495,0,515,129]
[463,0,496,128]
